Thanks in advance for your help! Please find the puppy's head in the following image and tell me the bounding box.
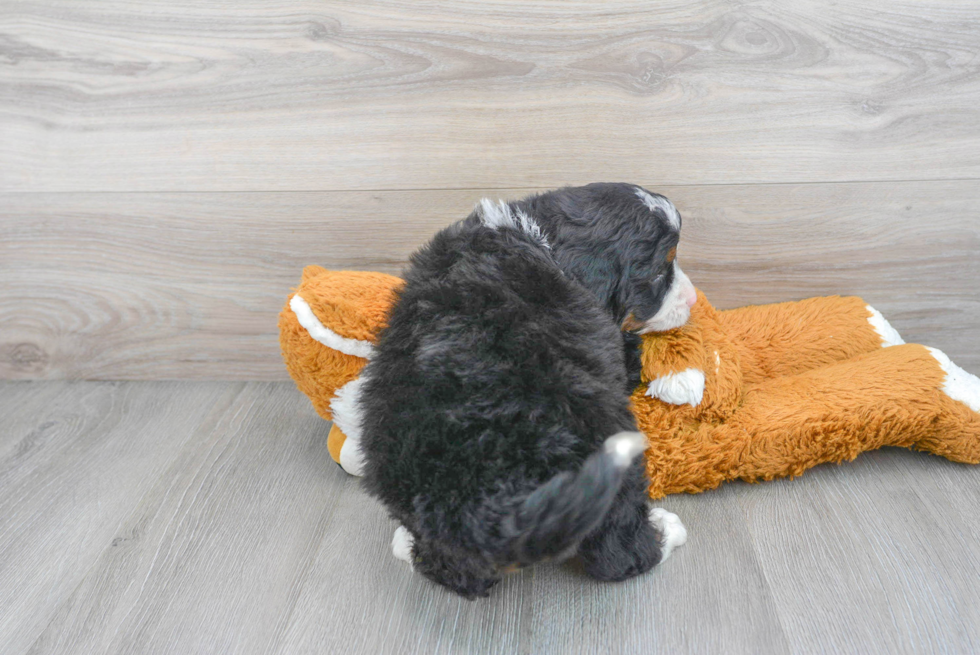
[617,187,697,333]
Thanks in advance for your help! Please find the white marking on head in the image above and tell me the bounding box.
[634,187,680,230]
[645,368,705,407]
[866,305,905,347]
[290,294,375,359]
[639,263,696,333]
[330,376,368,475]
[392,526,415,569]
[603,431,648,468]
[926,347,980,412]
[477,198,550,248]
[648,508,687,561]
[478,198,513,229]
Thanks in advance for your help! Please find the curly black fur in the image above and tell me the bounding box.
[360,183,682,598]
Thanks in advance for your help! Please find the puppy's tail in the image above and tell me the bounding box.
[489,431,647,566]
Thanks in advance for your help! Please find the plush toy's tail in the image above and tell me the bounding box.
[489,431,647,567]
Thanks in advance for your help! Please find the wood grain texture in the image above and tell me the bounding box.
[0,380,242,655]
[273,479,532,655]
[4,381,979,654]
[1,1,979,191]
[520,486,791,655]
[2,180,977,380]
[737,449,980,654]
[27,382,340,655]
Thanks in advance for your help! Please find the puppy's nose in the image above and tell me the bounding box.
[684,287,697,308]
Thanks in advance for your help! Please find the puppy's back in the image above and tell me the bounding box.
[359,221,637,554]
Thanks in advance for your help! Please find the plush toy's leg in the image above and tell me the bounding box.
[917,347,980,460]
[645,344,980,499]
[326,423,367,476]
[578,464,686,579]
[716,295,901,384]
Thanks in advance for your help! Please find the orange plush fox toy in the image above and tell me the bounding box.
[279,266,980,499]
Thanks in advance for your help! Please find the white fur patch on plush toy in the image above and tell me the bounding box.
[866,305,905,348]
[645,368,705,407]
[927,347,980,412]
[290,294,376,359]
[648,508,687,561]
[339,438,366,477]
[330,377,368,475]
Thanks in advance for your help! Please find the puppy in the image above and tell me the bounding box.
[359,183,696,598]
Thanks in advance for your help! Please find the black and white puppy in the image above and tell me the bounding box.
[359,183,695,598]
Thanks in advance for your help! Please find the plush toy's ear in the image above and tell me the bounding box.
[280,267,403,403]
[279,268,403,475]
[291,266,403,347]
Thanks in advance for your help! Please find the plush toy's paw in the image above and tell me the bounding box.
[331,377,369,476]
[392,526,415,569]
[866,305,905,348]
[927,347,980,413]
[338,436,366,476]
[645,368,705,407]
[649,507,687,561]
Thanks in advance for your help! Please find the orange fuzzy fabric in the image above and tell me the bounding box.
[277,266,402,421]
[280,270,980,499]
[632,291,980,497]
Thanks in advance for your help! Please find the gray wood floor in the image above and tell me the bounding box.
[2,380,979,655]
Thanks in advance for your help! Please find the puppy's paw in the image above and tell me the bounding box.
[392,526,415,569]
[649,507,687,562]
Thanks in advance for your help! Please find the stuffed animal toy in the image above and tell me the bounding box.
[279,266,980,499]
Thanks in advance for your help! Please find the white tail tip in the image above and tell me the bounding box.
[604,431,648,468]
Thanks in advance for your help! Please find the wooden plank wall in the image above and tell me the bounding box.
[1,1,978,379]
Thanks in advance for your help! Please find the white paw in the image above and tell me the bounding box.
[392,526,415,569]
[926,347,980,413]
[866,305,905,347]
[649,507,687,562]
[645,368,705,407]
